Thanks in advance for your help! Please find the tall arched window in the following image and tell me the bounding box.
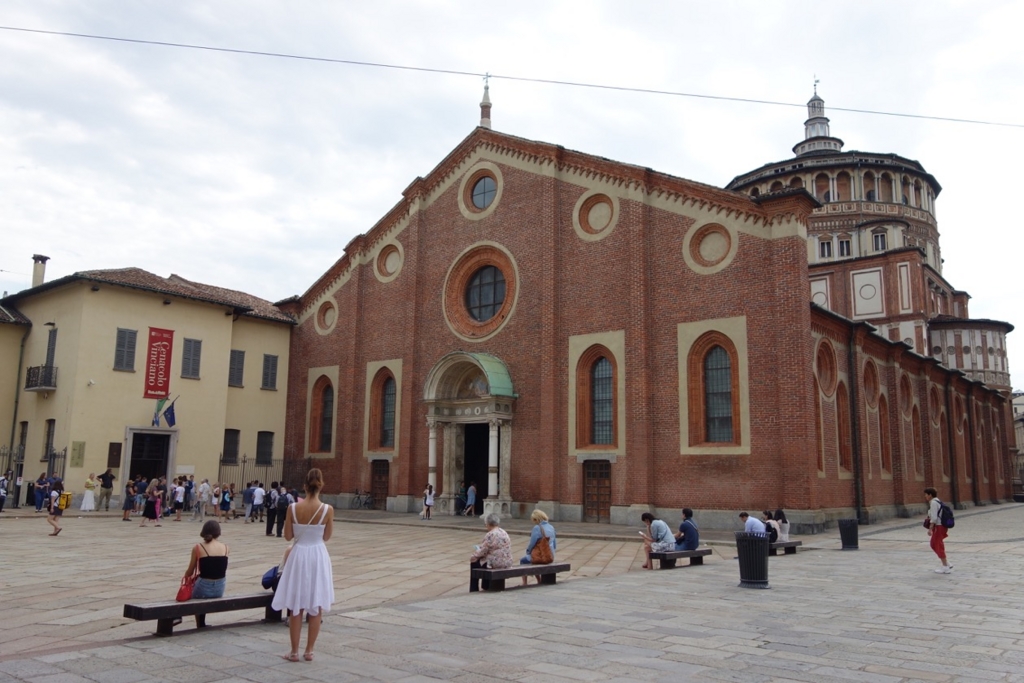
[705,347,733,442]
[591,358,614,445]
[939,412,951,478]
[836,382,852,472]
[688,331,740,446]
[576,345,617,448]
[308,375,334,453]
[814,378,824,473]
[912,405,924,476]
[380,377,396,448]
[369,369,398,451]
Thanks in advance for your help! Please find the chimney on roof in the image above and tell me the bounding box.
[32,254,50,288]
[479,81,492,130]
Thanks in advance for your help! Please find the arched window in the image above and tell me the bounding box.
[815,173,831,202]
[308,375,334,453]
[814,378,824,473]
[912,405,924,475]
[863,172,876,201]
[688,332,740,446]
[880,173,894,202]
[836,382,852,472]
[769,180,784,192]
[878,395,892,474]
[789,176,804,189]
[836,172,851,201]
[576,345,618,448]
[939,412,951,478]
[369,368,398,450]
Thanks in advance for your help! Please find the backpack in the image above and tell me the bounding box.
[765,521,779,544]
[276,492,290,512]
[937,500,955,529]
[57,492,72,510]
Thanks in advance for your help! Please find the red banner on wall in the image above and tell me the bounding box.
[144,327,174,399]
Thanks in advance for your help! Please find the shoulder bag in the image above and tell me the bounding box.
[530,524,554,565]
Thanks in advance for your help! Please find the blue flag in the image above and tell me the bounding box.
[163,400,176,428]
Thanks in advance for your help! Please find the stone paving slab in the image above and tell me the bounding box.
[2,503,1023,681]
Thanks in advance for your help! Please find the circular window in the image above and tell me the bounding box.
[572,191,620,242]
[374,242,404,282]
[458,163,504,220]
[465,265,506,322]
[471,176,497,210]
[443,243,519,342]
[683,222,737,275]
[315,300,337,335]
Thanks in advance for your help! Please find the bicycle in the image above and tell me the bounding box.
[350,489,374,509]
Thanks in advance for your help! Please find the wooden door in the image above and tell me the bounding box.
[583,460,611,523]
[370,460,389,510]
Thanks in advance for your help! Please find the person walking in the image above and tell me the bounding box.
[193,479,211,521]
[47,478,65,536]
[242,481,255,523]
[463,481,477,517]
[140,481,161,527]
[252,482,266,523]
[80,473,98,512]
[265,481,280,536]
[97,469,115,511]
[173,478,186,521]
[925,487,952,574]
[272,468,334,662]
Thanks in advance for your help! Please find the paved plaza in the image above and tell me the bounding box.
[1,503,1023,682]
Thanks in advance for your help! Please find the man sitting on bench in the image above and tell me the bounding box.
[674,508,700,551]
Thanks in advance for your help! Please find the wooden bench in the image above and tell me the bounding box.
[123,592,281,636]
[648,547,712,569]
[769,540,803,556]
[470,563,571,592]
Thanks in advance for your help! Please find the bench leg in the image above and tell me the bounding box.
[785,546,797,555]
[155,618,179,637]
[485,579,505,592]
[540,573,557,585]
[769,547,779,556]
[265,605,282,622]
[659,558,677,569]
[689,556,703,566]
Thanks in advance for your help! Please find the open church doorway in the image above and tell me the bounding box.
[463,423,490,515]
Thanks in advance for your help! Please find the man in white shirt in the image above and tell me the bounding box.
[173,480,186,521]
[252,483,266,523]
[739,511,766,535]
[193,479,211,521]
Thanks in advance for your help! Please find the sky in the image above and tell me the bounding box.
[1,1,1021,388]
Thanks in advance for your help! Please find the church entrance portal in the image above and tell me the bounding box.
[423,352,516,517]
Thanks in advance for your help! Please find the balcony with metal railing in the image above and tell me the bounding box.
[25,365,57,391]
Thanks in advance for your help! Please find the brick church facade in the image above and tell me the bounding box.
[281,88,1015,531]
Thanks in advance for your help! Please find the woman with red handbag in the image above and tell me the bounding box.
[178,521,230,627]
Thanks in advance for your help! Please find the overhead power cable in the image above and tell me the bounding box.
[1,25,1022,129]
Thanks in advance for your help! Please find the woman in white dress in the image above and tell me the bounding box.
[80,473,97,512]
[272,468,334,662]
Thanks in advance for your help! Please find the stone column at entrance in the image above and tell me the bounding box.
[488,417,499,499]
[427,418,438,490]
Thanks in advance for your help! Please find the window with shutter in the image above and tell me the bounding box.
[228,350,245,387]
[262,354,278,390]
[222,429,240,464]
[114,328,138,371]
[256,431,274,464]
[182,339,202,379]
[45,328,57,367]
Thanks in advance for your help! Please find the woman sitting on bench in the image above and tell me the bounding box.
[183,521,230,627]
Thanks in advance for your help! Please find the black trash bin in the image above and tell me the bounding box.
[838,518,859,550]
[735,531,770,589]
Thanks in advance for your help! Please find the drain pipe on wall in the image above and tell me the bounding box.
[7,324,30,451]
[848,325,866,524]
